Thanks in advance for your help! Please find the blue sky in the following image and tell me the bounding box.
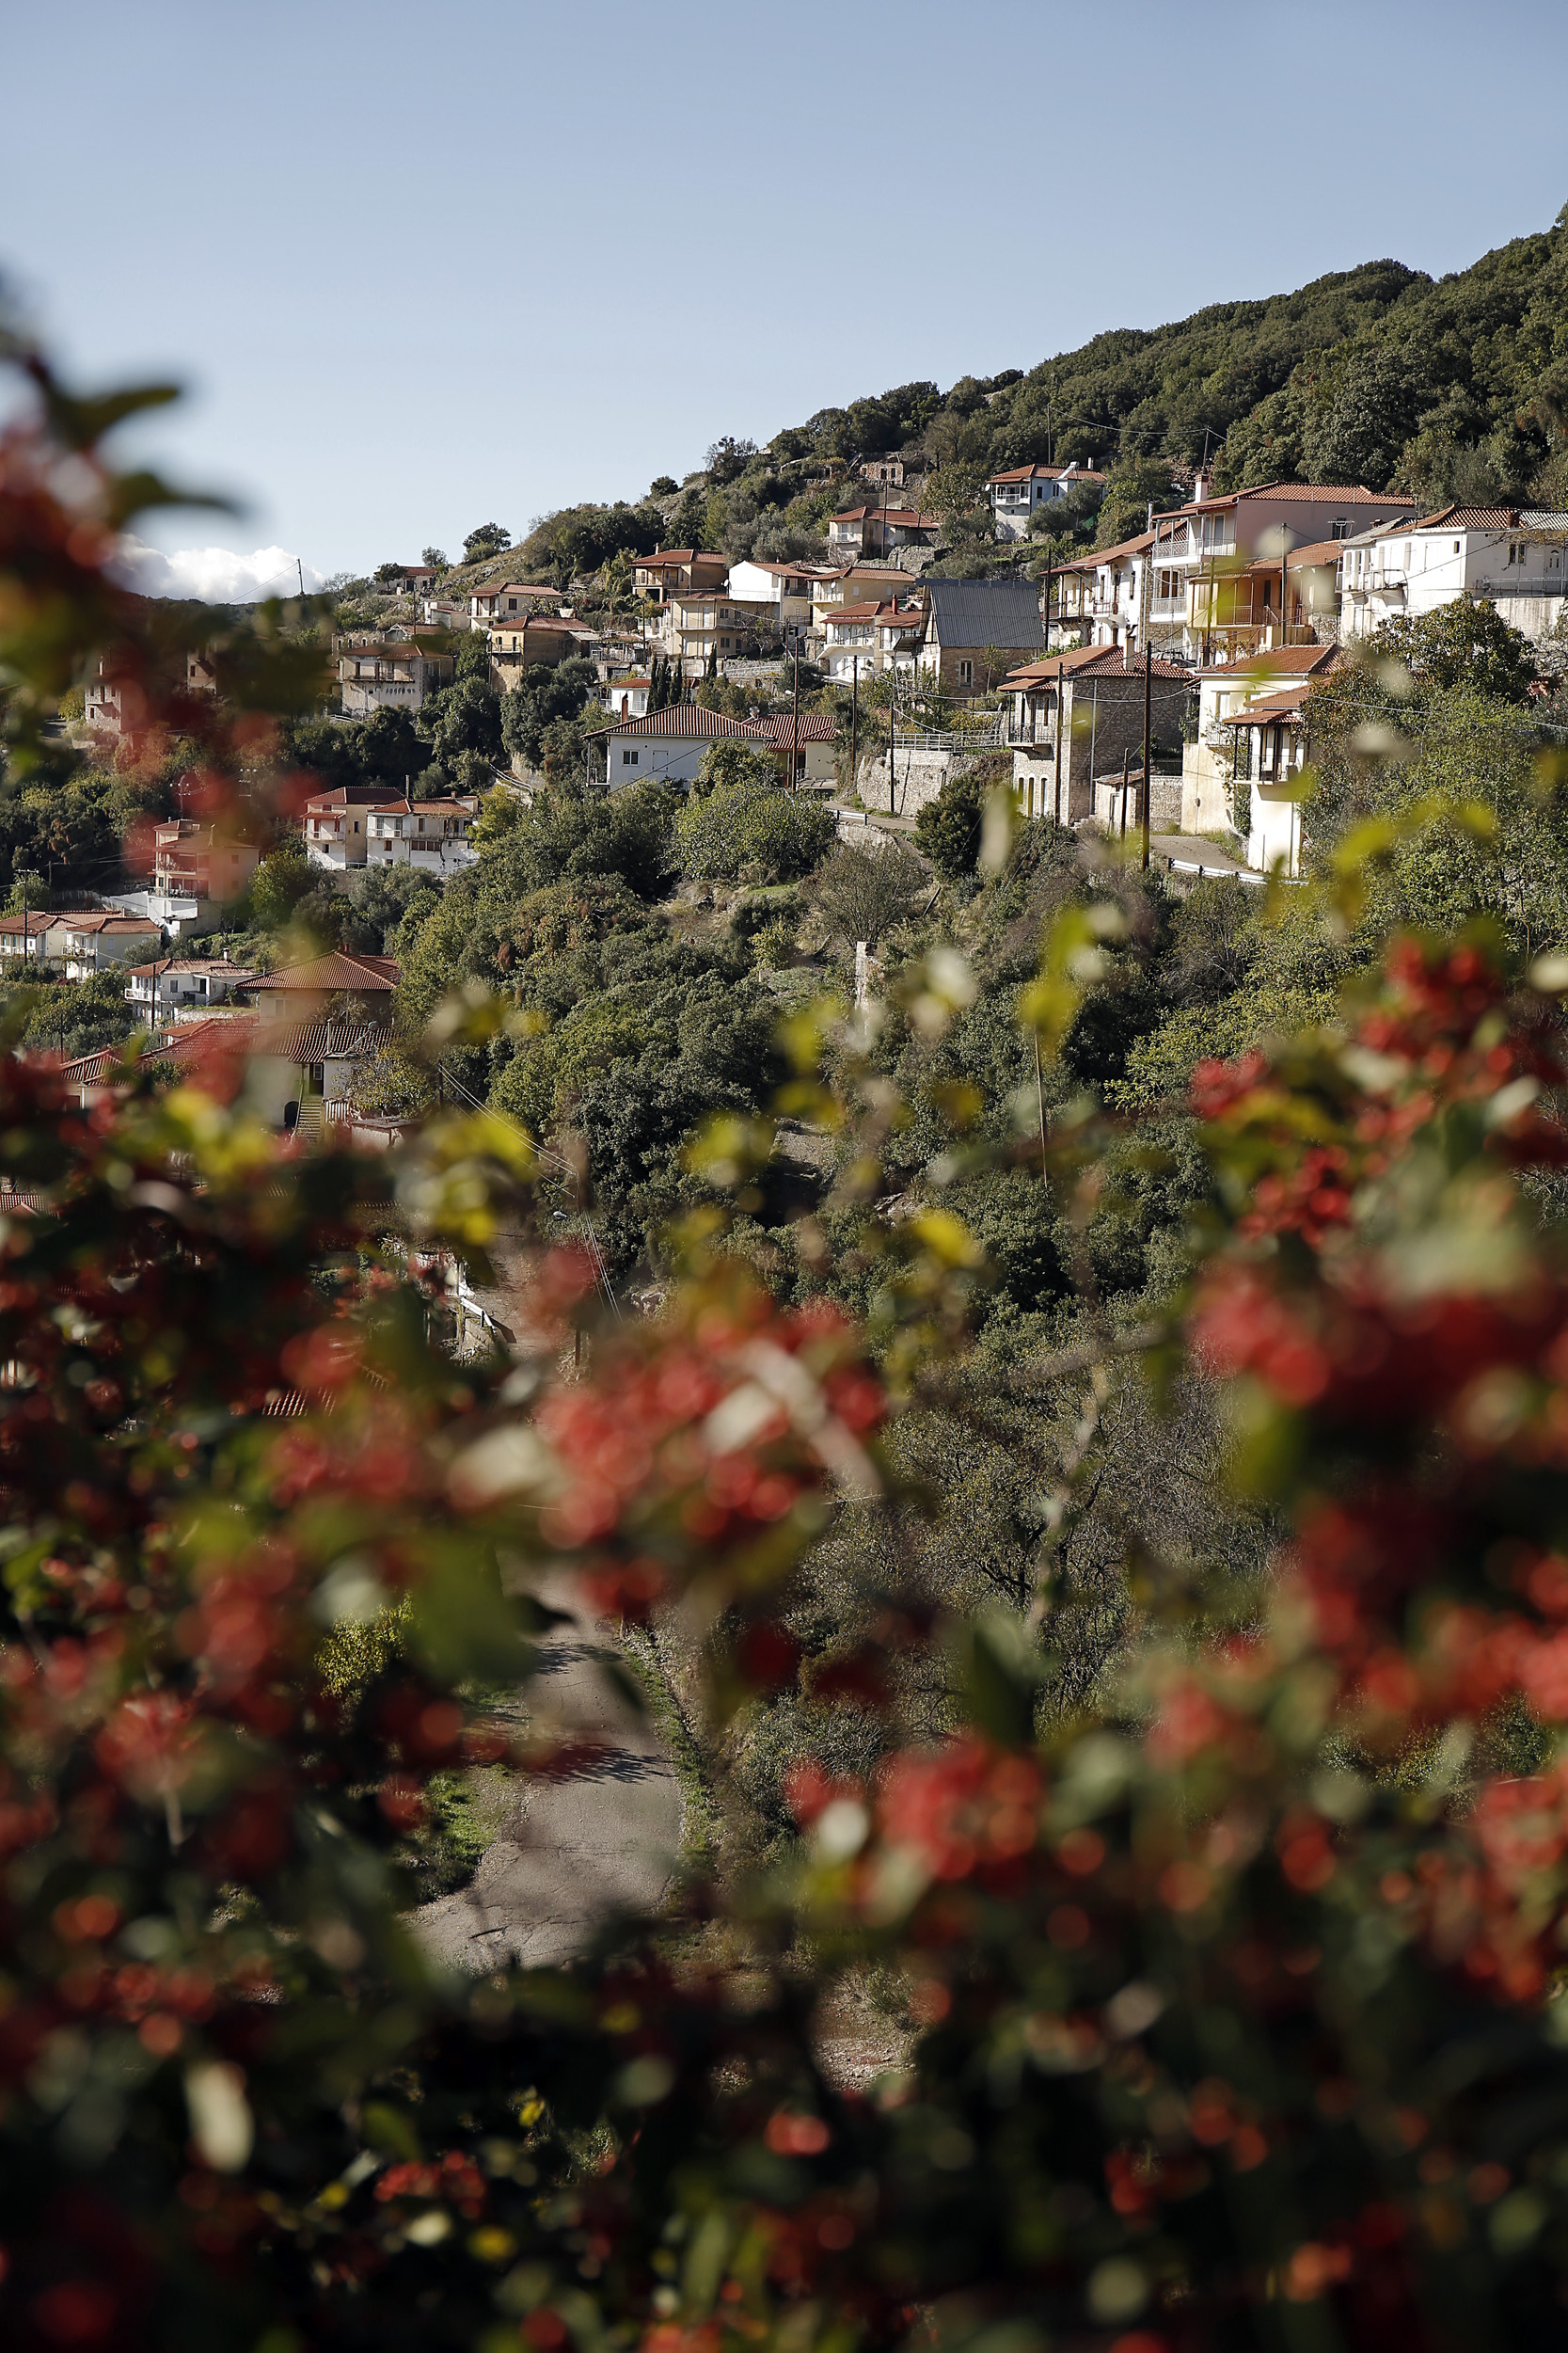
[2,0,1564,591]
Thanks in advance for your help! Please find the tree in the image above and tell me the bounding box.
[914,763,988,876]
[420,546,449,571]
[246,836,316,933]
[926,460,990,534]
[705,436,757,485]
[1095,454,1180,549]
[649,476,678,498]
[674,751,837,883]
[812,837,930,945]
[499,658,601,771]
[1373,596,1538,703]
[461,521,512,564]
[373,562,408,586]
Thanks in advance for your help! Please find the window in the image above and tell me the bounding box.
[1330,519,1349,540]
[958,659,974,686]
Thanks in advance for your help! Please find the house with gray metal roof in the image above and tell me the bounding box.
[917,578,1045,692]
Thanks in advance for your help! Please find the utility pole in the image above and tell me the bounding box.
[888,685,895,815]
[1119,747,1130,843]
[1053,661,1065,823]
[791,630,800,794]
[850,654,859,797]
[1141,639,1152,873]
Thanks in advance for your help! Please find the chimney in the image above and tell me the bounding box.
[1193,469,1211,505]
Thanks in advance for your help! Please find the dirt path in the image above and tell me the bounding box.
[412,1575,683,1974]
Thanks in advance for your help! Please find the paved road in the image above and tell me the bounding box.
[412,1575,683,1974]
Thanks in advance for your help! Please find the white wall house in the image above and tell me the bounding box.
[988,461,1105,540]
[822,601,926,682]
[589,706,775,790]
[365,797,481,872]
[1338,505,1568,644]
[602,676,653,721]
[124,957,257,1022]
[336,634,454,716]
[727,561,841,637]
[51,914,165,978]
[303,787,388,872]
[1179,644,1340,860]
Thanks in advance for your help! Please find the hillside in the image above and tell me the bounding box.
[402,207,1567,599]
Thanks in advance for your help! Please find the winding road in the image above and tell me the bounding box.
[412,1576,683,1973]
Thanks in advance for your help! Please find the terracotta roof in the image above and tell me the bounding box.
[1059,528,1157,572]
[125,958,256,979]
[752,714,837,743]
[828,601,926,626]
[1228,690,1314,727]
[1199,644,1338,679]
[635,549,725,570]
[1005,645,1190,689]
[1243,483,1415,506]
[990,464,1107,486]
[1403,504,1559,531]
[606,676,652,690]
[0,911,56,936]
[248,951,399,994]
[59,914,162,937]
[586,706,770,742]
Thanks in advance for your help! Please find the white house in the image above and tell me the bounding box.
[123,956,257,1022]
[51,913,165,979]
[988,461,1105,540]
[365,796,481,873]
[588,705,774,790]
[822,599,926,682]
[467,583,561,628]
[727,561,842,637]
[302,786,389,873]
[602,675,653,721]
[1338,505,1568,645]
[1180,644,1341,863]
[0,910,58,969]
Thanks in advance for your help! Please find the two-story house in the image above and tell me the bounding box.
[988,460,1106,540]
[0,910,58,969]
[467,583,562,627]
[365,797,481,873]
[53,912,165,979]
[302,784,393,873]
[632,549,728,605]
[917,578,1044,692]
[1157,480,1414,660]
[1006,645,1193,823]
[153,822,261,906]
[657,588,774,668]
[828,506,941,559]
[726,560,842,638]
[1180,643,1341,849]
[123,956,257,1023]
[1338,505,1568,644]
[336,631,455,717]
[822,599,927,683]
[488,612,601,689]
[603,675,653,721]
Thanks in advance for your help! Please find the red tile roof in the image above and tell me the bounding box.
[990,464,1107,486]
[828,601,926,626]
[1059,528,1157,571]
[1198,644,1338,679]
[249,951,399,994]
[0,911,56,936]
[1409,505,1526,530]
[1006,645,1190,688]
[752,714,837,743]
[583,706,768,742]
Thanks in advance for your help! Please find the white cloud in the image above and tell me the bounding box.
[113,537,325,602]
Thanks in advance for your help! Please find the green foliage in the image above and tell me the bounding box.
[913,765,987,877]
[1372,598,1539,703]
[246,836,316,933]
[5,968,136,1061]
[499,657,601,771]
[461,521,511,563]
[812,839,929,947]
[1096,455,1180,549]
[674,752,837,884]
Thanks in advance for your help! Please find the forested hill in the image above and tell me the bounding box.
[499,208,1568,582]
